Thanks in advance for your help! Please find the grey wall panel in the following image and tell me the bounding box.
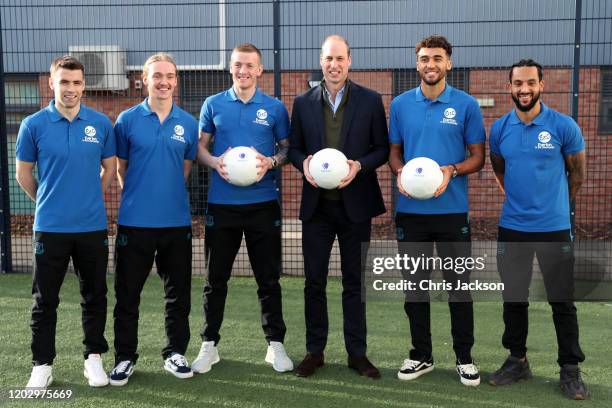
[2,1,224,72]
[1,0,610,73]
[279,0,579,69]
[581,0,612,65]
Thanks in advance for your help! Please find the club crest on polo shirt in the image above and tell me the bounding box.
[440,107,458,126]
[535,130,554,150]
[81,125,100,143]
[253,109,270,126]
[171,124,186,143]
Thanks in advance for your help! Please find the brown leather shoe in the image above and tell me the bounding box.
[295,353,324,377]
[348,355,381,379]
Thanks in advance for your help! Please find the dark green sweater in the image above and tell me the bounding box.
[321,83,349,200]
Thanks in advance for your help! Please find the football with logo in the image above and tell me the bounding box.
[400,157,444,200]
[224,146,259,187]
[308,148,350,189]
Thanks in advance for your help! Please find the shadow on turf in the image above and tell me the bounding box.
[13,358,611,408]
[50,360,610,408]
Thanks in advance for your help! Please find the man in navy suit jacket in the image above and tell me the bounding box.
[289,34,389,379]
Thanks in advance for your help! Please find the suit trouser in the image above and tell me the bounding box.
[30,230,109,365]
[497,226,585,366]
[395,213,474,363]
[302,199,371,357]
[113,225,192,364]
[201,200,286,345]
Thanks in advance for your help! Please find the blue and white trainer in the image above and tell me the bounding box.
[397,356,434,380]
[164,353,193,379]
[109,360,135,386]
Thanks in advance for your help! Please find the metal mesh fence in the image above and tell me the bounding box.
[1,0,610,279]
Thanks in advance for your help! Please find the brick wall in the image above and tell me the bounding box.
[277,71,395,232]
[38,72,180,222]
[276,67,610,238]
[34,67,610,239]
[470,67,611,235]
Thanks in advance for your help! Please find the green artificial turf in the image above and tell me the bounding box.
[0,273,610,407]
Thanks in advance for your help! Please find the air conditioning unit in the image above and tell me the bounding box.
[68,45,129,90]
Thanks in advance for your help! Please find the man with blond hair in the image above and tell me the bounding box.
[17,55,116,388]
[191,43,293,374]
[110,53,198,385]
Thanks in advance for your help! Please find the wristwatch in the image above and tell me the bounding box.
[451,164,458,178]
[271,157,278,168]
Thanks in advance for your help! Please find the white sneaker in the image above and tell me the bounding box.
[84,354,109,387]
[26,365,53,388]
[164,353,193,379]
[265,341,294,372]
[397,357,434,380]
[456,361,480,386]
[191,341,220,374]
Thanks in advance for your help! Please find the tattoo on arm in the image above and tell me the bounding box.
[565,151,586,201]
[274,138,289,166]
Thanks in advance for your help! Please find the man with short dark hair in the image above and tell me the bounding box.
[388,35,485,386]
[16,55,116,388]
[191,43,293,374]
[488,59,588,400]
[289,34,389,379]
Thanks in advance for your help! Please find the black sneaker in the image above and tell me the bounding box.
[560,364,587,400]
[456,360,480,386]
[164,353,193,379]
[109,360,135,386]
[488,356,532,386]
[397,356,434,380]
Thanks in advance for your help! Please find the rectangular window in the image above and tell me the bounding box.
[599,66,612,134]
[4,75,40,214]
[393,68,469,96]
[4,75,40,134]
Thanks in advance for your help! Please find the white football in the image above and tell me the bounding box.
[400,157,444,200]
[309,148,350,189]
[224,146,259,187]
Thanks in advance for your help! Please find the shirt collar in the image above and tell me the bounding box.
[226,86,263,104]
[532,102,549,125]
[140,98,180,119]
[509,102,549,125]
[322,80,347,101]
[47,100,89,122]
[415,84,452,103]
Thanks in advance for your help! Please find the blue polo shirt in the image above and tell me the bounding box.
[15,101,115,232]
[489,103,585,232]
[116,99,198,227]
[200,87,289,205]
[389,85,486,214]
